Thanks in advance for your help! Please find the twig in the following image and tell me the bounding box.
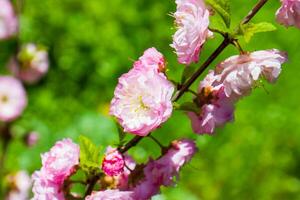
[84,175,100,197]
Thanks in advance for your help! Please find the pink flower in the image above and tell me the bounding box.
[102,146,125,176]
[215,49,288,97]
[85,190,134,200]
[0,76,27,122]
[171,0,213,65]
[9,43,49,84]
[110,61,174,136]
[187,50,287,134]
[276,0,300,28]
[0,0,18,40]
[31,171,65,200]
[40,138,80,185]
[133,47,166,72]
[133,139,197,199]
[187,71,235,134]
[6,171,31,200]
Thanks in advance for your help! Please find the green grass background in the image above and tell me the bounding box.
[1,0,300,199]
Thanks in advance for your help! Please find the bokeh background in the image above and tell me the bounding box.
[1,0,300,199]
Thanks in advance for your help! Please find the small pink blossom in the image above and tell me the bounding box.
[215,49,288,97]
[110,59,174,136]
[6,171,31,200]
[85,190,134,200]
[0,76,27,122]
[31,171,65,200]
[134,47,166,72]
[133,139,197,199]
[276,0,300,28]
[0,0,18,40]
[9,44,49,84]
[102,146,125,176]
[40,138,80,185]
[171,0,213,65]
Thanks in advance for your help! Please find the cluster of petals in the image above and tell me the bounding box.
[133,139,197,199]
[0,0,18,40]
[276,0,300,28]
[214,49,288,97]
[31,138,80,200]
[6,171,31,200]
[188,49,288,134]
[0,76,27,122]
[9,43,49,84]
[171,0,213,65]
[102,146,125,176]
[110,48,174,136]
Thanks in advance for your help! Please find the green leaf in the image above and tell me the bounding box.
[79,135,102,175]
[239,22,277,43]
[175,102,200,113]
[209,14,229,34]
[206,0,231,28]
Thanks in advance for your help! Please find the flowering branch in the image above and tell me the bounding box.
[118,0,270,155]
[29,0,294,198]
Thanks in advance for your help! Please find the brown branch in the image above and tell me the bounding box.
[84,175,100,197]
[241,0,269,25]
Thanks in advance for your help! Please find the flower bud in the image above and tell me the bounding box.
[102,147,125,176]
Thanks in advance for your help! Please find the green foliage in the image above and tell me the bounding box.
[79,135,102,176]
[206,0,231,28]
[237,22,277,43]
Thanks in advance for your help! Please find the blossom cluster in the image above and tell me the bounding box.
[188,50,288,134]
[86,139,197,200]
[0,1,49,122]
[15,0,299,199]
[31,139,80,200]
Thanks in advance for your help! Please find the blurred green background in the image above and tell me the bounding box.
[1,0,300,199]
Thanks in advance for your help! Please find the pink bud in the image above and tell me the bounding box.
[102,146,125,176]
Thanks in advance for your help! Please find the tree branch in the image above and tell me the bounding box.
[118,0,270,155]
